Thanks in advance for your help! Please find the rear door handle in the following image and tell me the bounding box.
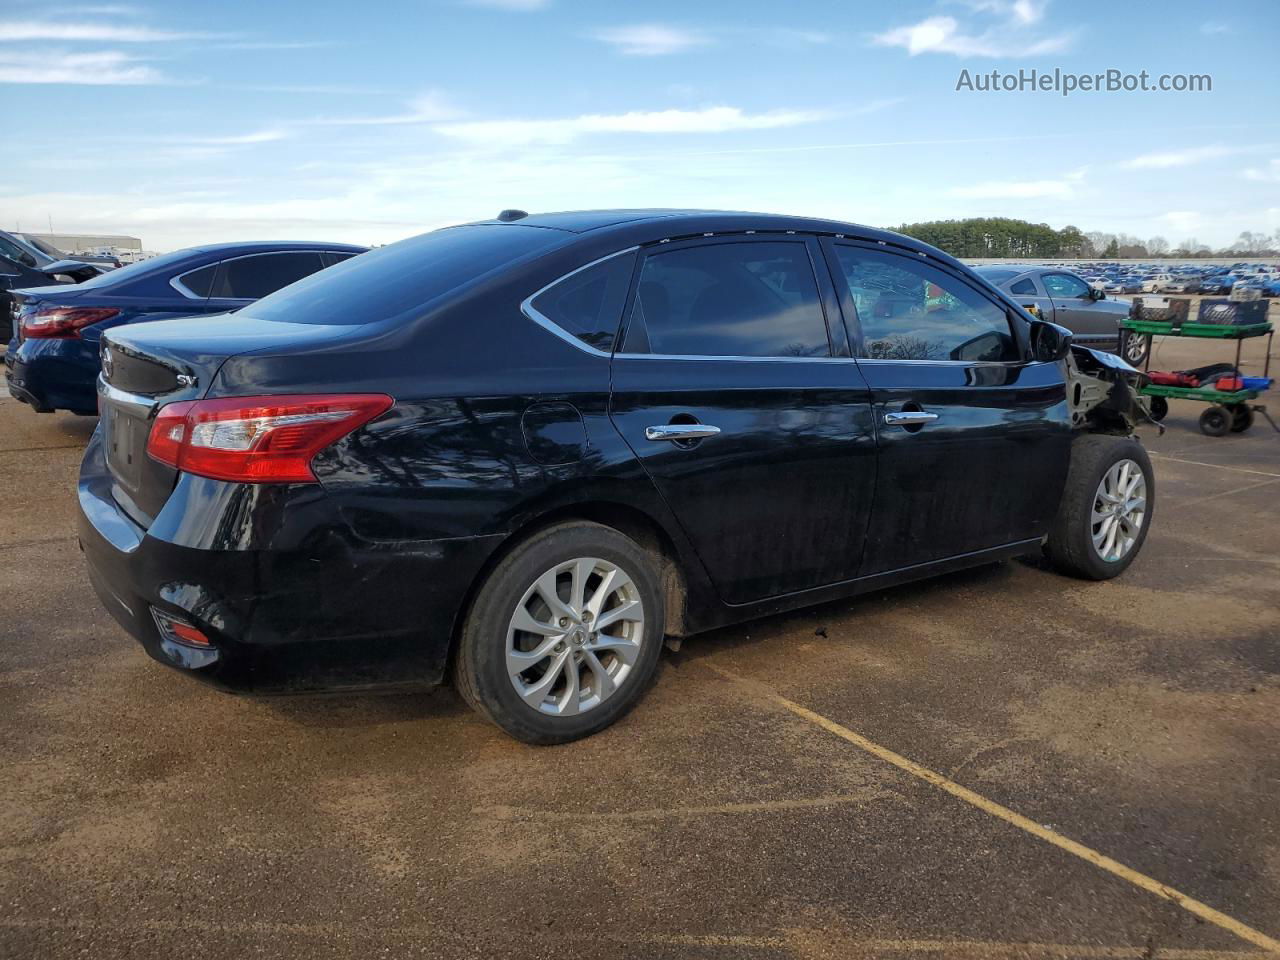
[883,411,939,427]
[645,424,721,442]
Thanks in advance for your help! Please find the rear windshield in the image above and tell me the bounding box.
[241,225,568,326]
[973,267,1019,283]
[71,247,206,290]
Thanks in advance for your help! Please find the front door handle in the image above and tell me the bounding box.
[883,411,939,427]
[645,424,721,442]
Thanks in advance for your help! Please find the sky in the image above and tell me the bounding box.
[1,0,1277,252]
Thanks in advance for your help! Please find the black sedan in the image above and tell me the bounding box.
[80,210,1155,743]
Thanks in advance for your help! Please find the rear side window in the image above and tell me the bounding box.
[528,253,634,353]
[322,251,358,267]
[244,226,568,326]
[211,252,325,299]
[832,245,1018,363]
[1009,277,1037,296]
[623,241,830,358]
[175,263,217,298]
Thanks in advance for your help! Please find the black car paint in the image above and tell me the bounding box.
[79,211,1073,693]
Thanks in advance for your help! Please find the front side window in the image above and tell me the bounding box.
[211,252,325,299]
[624,241,830,358]
[529,252,635,353]
[832,245,1018,363]
[1042,272,1091,299]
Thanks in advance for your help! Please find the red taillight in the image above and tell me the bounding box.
[146,394,394,484]
[21,306,120,338]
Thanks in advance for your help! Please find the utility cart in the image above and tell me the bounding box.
[1120,297,1275,437]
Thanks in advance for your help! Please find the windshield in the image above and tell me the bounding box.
[243,224,569,326]
[16,234,63,258]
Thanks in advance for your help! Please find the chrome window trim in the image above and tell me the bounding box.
[612,353,857,363]
[169,267,212,300]
[97,375,157,416]
[519,246,639,358]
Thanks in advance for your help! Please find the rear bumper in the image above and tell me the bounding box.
[76,426,505,693]
[6,338,99,413]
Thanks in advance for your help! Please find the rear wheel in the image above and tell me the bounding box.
[1230,405,1254,433]
[1148,396,1169,422]
[1045,435,1153,580]
[1199,406,1231,437]
[454,521,665,744]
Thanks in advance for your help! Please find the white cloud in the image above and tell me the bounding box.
[1123,145,1239,169]
[592,24,709,56]
[0,48,165,84]
[464,0,549,9]
[951,167,1084,199]
[1159,211,1203,235]
[960,0,1048,25]
[178,129,290,146]
[0,20,209,42]
[304,91,461,126]
[215,40,336,50]
[1200,21,1231,35]
[872,15,1070,57]
[1243,159,1280,183]
[433,105,825,145]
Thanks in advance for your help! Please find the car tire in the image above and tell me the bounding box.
[1045,434,1154,581]
[1229,405,1254,433]
[454,520,666,745]
[1121,331,1149,366]
[1199,406,1232,437]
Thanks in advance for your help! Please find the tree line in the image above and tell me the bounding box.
[893,218,1280,259]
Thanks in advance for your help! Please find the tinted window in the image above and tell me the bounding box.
[322,251,358,267]
[1009,277,1037,295]
[176,263,217,298]
[625,241,830,358]
[72,247,216,291]
[211,252,324,299]
[245,226,568,326]
[1042,272,1090,299]
[530,253,634,352]
[832,245,1018,362]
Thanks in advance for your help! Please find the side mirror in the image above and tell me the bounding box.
[1090,287,1105,300]
[1028,318,1072,363]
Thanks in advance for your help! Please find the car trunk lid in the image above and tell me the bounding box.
[98,314,363,528]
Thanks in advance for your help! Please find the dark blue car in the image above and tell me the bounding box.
[5,241,366,414]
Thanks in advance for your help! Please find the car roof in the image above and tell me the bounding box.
[184,240,367,254]
[465,208,966,269]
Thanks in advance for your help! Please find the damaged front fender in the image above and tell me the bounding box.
[1065,345,1158,434]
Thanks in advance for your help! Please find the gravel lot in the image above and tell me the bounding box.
[2,319,1278,959]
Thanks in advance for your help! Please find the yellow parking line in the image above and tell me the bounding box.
[706,663,1280,955]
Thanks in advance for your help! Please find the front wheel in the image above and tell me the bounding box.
[454,521,665,744]
[1045,435,1154,580]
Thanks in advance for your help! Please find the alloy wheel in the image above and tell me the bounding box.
[1091,459,1147,562]
[506,557,646,716]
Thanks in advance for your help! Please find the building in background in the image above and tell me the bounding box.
[28,232,145,260]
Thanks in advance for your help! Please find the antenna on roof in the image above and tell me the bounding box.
[496,209,529,222]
